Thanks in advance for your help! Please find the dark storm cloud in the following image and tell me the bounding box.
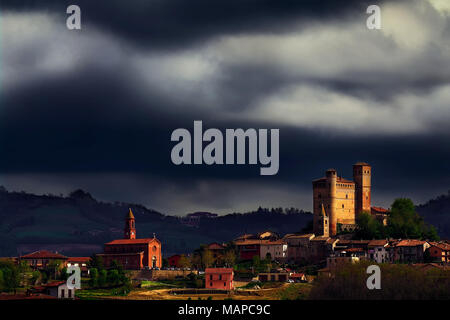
[1,0,450,214]
[1,0,386,49]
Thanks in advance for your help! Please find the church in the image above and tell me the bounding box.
[98,209,162,270]
[313,162,388,236]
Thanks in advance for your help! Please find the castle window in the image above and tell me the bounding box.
[346,194,348,199]
[342,204,344,208]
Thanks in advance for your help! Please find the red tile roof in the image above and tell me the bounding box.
[234,239,285,246]
[395,240,428,247]
[105,238,159,245]
[43,281,66,288]
[429,242,450,251]
[371,206,389,214]
[368,240,389,247]
[205,268,233,274]
[20,250,68,260]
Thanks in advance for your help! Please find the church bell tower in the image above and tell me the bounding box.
[124,208,136,239]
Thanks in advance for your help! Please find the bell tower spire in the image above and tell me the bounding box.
[124,208,136,239]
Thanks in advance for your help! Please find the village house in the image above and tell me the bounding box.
[205,268,233,290]
[427,242,450,264]
[389,240,430,263]
[259,240,288,262]
[283,233,315,264]
[207,242,226,262]
[234,239,261,260]
[367,239,389,263]
[19,250,68,270]
[310,236,338,263]
[258,271,289,282]
[28,281,76,299]
[67,257,90,277]
[168,254,181,268]
[326,255,360,269]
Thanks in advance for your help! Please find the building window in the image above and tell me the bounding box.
[60,289,65,298]
[210,282,212,287]
[342,204,344,208]
[210,275,213,280]
[219,275,222,280]
[224,282,226,287]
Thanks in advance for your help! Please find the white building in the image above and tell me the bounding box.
[368,240,389,263]
[260,240,288,261]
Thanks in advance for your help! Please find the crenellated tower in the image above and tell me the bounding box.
[353,162,371,215]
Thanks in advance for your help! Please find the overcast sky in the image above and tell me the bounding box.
[1,0,450,215]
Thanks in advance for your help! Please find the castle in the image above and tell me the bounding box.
[313,162,385,236]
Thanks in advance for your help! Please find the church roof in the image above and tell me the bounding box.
[127,208,135,219]
[105,238,160,245]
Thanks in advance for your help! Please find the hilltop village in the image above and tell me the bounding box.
[0,163,449,300]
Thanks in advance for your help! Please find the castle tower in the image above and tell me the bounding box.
[317,203,329,237]
[124,208,136,239]
[353,162,371,215]
[326,169,337,236]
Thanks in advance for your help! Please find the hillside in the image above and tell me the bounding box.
[0,188,313,257]
[417,191,450,239]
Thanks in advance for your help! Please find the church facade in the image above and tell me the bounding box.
[313,162,376,236]
[98,209,162,270]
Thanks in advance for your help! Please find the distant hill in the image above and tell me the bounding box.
[417,191,450,239]
[0,187,313,257]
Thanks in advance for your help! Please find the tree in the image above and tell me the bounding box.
[191,254,202,270]
[178,255,192,269]
[0,261,20,293]
[355,211,384,239]
[107,270,120,286]
[223,250,236,267]
[0,269,3,291]
[89,268,98,287]
[98,269,108,287]
[89,254,104,270]
[59,267,69,281]
[202,249,214,269]
[387,198,439,240]
[45,260,63,280]
[30,271,40,285]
